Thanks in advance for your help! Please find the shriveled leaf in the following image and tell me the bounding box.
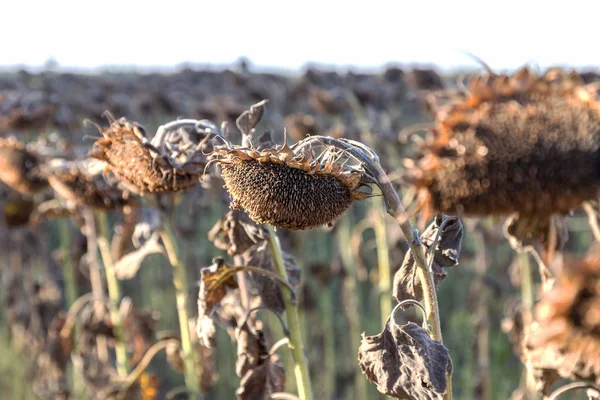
[394,214,463,302]
[235,322,268,377]
[208,209,266,256]
[196,258,239,346]
[236,356,285,400]
[188,318,219,392]
[114,232,163,280]
[242,241,301,314]
[211,289,246,340]
[236,100,268,136]
[358,319,452,399]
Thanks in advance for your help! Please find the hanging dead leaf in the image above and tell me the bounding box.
[236,99,268,136]
[358,319,452,399]
[114,232,164,280]
[196,258,239,347]
[234,319,285,400]
[235,322,268,377]
[208,209,266,256]
[393,214,463,303]
[236,355,286,400]
[242,241,301,314]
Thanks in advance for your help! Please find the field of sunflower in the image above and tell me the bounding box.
[1,64,599,400]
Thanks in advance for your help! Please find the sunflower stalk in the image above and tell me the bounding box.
[267,226,313,400]
[95,211,128,376]
[294,135,451,397]
[160,218,201,398]
[519,252,539,399]
[81,209,110,363]
[374,202,392,326]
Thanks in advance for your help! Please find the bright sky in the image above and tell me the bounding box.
[3,0,599,72]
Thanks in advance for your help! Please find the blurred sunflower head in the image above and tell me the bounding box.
[405,67,600,220]
[0,137,48,194]
[47,159,136,211]
[525,249,600,391]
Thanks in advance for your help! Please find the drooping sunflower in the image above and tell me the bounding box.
[406,67,600,219]
[90,114,209,194]
[404,67,600,255]
[206,101,374,230]
[47,159,136,210]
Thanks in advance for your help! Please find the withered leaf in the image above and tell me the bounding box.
[236,357,286,400]
[358,319,452,399]
[393,214,463,303]
[236,100,268,136]
[114,232,163,280]
[242,241,301,314]
[208,209,266,256]
[196,258,239,346]
[235,322,268,377]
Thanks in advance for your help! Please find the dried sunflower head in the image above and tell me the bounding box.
[525,249,600,391]
[0,137,48,194]
[90,113,210,194]
[206,101,374,230]
[405,67,600,220]
[47,158,135,210]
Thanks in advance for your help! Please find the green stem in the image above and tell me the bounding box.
[519,252,539,399]
[267,226,313,400]
[58,219,77,307]
[160,219,200,398]
[338,216,368,400]
[374,203,392,326]
[95,212,128,376]
[320,286,335,400]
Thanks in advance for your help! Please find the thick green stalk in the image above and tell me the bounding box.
[95,212,128,376]
[160,219,200,398]
[374,203,392,326]
[267,226,313,400]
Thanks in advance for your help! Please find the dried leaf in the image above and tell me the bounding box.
[196,258,239,346]
[393,214,463,302]
[208,209,266,256]
[242,241,301,314]
[235,322,268,377]
[236,356,285,400]
[114,232,163,280]
[236,100,268,136]
[358,319,452,399]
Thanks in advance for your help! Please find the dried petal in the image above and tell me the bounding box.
[358,319,452,399]
[236,99,268,136]
[393,214,463,302]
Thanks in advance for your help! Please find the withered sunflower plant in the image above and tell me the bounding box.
[197,100,457,400]
[85,111,223,396]
[403,66,600,289]
[402,65,600,398]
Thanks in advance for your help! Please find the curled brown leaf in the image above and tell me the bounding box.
[358,318,452,399]
[393,214,463,303]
